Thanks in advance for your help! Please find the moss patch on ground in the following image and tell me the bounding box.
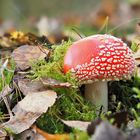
[30,40,97,133]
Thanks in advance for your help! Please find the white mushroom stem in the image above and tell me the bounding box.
[85,81,108,112]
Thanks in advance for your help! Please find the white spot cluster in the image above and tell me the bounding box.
[71,35,135,83]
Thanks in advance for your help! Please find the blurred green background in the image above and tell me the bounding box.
[0,0,100,19]
[0,0,140,36]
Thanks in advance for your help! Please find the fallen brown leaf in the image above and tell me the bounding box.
[41,77,71,88]
[18,78,46,96]
[61,120,90,131]
[2,90,57,134]
[12,45,49,70]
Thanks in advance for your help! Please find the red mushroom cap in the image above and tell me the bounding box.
[64,34,135,83]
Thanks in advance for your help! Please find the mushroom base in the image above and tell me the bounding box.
[85,81,108,112]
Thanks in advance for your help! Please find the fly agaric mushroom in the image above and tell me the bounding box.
[64,34,135,112]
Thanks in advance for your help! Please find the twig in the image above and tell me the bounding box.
[0,85,13,119]
[3,97,13,119]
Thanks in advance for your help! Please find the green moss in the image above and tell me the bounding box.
[0,59,15,91]
[53,88,97,121]
[51,40,71,62]
[30,40,78,87]
[37,114,65,134]
[37,86,97,133]
[30,40,97,133]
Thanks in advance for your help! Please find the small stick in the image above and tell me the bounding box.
[3,97,13,119]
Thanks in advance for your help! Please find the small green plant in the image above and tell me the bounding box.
[108,79,138,115]
[131,41,138,52]
[0,59,15,91]
[132,87,140,128]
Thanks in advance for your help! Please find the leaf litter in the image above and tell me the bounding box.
[2,90,57,134]
[41,77,71,88]
[61,120,91,131]
[12,45,50,70]
[17,78,46,96]
[0,29,140,140]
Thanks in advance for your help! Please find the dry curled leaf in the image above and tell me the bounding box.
[12,45,49,70]
[18,78,46,96]
[41,77,71,88]
[14,90,56,113]
[2,90,57,134]
[61,120,90,131]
